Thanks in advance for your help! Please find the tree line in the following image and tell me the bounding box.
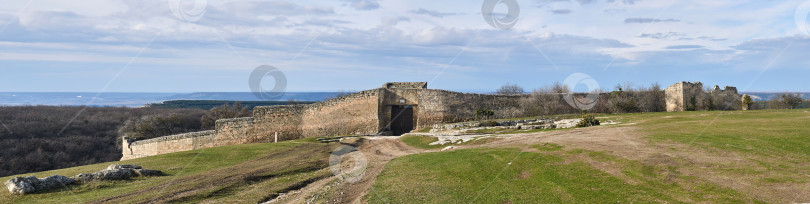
[0,103,252,177]
[498,82,666,116]
[745,93,807,110]
[497,83,807,116]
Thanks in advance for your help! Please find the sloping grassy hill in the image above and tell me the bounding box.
[0,138,338,203]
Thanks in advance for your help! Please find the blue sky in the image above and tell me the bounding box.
[0,0,809,93]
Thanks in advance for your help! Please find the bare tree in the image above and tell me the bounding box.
[607,83,637,113]
[120,113,205,140]
[766,98,785,109]
[636,83,665,112]
[201,103,251,129]
[604,82,666,113]
[519,82,572,117]
[551,82,570,94]
[780,93,803,109]
[496,83,525,95]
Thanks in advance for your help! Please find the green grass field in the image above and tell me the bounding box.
[628,109,810,158]
[367,147,756,203]
[2,109,807,203]
[370,109,809,203]
[0,139,338,203]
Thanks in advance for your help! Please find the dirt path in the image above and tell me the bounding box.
[337,137,425,203]
[272,124,808,203]
[266,137,426,204]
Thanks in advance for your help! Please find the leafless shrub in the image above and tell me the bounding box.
[200,103,251,129]
[0,106,207,177]
[121,113,205,140]
[519,82,574,117]
[780,93,803,109]
[607,83,637,113]
[636,83,666,112]
[496,83,525,95]
[607,83,665,113]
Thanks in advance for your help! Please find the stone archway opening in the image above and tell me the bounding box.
[390,105,414,136]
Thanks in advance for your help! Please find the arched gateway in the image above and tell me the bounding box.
[121,82,527,160]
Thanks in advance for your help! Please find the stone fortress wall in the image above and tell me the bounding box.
[415,89,527,128]
[122,82,529,160]
[122,81,743,160]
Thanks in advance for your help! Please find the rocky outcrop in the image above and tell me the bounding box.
[5,164,162,195]
[429,118,578,132]
[4,175,74,195]
[72,164,162,182]
[553,119,582,129]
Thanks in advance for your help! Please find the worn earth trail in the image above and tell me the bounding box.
[272,123,807,203]
[266,137,427,203]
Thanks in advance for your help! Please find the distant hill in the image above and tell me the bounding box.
[741,92,810,101]
[147,100,316,110]
[163,92,342,102]
[0,92,343,107]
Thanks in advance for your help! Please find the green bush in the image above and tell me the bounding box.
[475,108,494,120]
[742,94,753,110]
[576,115,601,127]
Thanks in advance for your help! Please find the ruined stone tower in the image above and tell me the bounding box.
[664,81,742,112]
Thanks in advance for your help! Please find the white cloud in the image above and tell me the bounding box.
[623,18,679,24]
[343,0,380,10]
[0,0,809,92]
[410,8,458,18]
[664,45,704,49]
